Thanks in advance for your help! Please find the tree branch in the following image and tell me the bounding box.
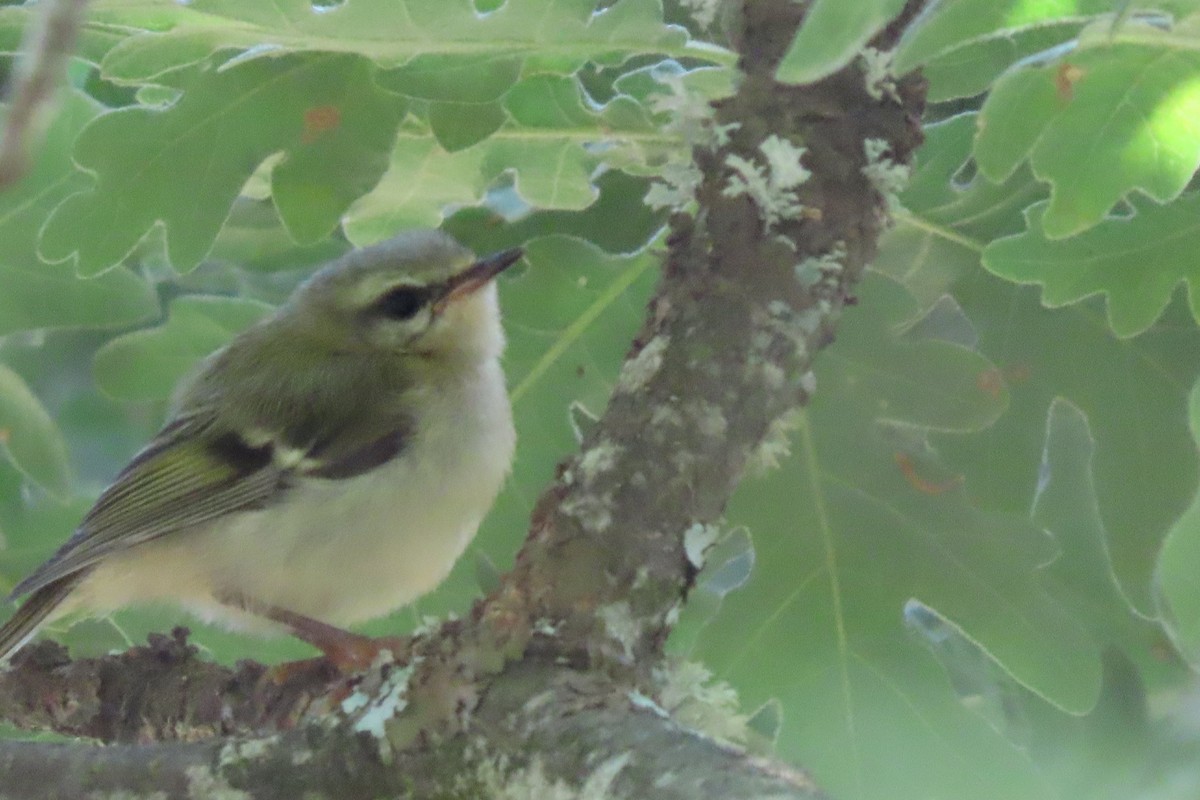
[0,661,822,799]
[0,0,88,187]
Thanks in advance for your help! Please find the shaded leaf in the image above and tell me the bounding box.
[0,365,71,498]
[983,195,1200,337]
[689,273,1087,800]
[93,296,272,402]
[882,114,1200,615]
[1156,378,1200,665]
[0,92,157,335]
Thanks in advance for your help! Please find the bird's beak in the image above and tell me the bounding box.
[436,247,524,311]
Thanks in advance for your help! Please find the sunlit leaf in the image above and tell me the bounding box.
[975,31,1200,237]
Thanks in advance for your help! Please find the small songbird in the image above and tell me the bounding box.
[0,229,520,669]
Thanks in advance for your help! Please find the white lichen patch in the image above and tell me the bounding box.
[664,599,682,627]
[650,69,711,145]
[578,439,622,483]
[523,690,557,716]
[655,659,749,746]
[339,688,371,715]
[412,613,454,637]
[561,492,615,533]
[352,663,415,742]
[671,449,697,475]
[219,735,279,766]
[644,66,738,211]
[794,243,846,290]
[711,120,740,147]
[616,335,669,394]
[799,370,817,396]
[185,764,252,800]
[748,410,801,475]
[476,752,632,800]
[759,135,813,191]
[860,47,900,103]
[650,404,685,428]
[690,400,727,439]
[722,135,810,229]
[598,601,641,663]
[793,308,822,337]
[863,138,910,214]
[583,752,633,798]
[683,522,721,569]
[758,361,786,390]
[646,160,704,210]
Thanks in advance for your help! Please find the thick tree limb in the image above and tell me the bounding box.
[0,0,928,796]
[0,661,820,799]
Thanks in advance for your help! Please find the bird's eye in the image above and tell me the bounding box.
[375,286,428,321]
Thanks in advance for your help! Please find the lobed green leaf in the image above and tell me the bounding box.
[40,53,407,275]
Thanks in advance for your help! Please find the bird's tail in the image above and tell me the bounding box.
[0,577,78,664]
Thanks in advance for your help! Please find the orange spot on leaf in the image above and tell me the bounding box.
[1055,62,1085,103]
[976,368,1006,400]
[977,362,1032,399]
[895,452,963,496]
[0,428,8,444]
[302,105,341,144]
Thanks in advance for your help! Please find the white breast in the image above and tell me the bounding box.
[73,358,515,633]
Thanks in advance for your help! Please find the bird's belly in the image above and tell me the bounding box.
[76,390,514,632]
[215,457,495,624]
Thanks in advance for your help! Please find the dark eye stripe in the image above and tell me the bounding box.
[375,285,430,321]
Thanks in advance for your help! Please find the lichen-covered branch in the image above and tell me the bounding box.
[0,661,821,800]
[501,0,926,670]
[0,0,928,796]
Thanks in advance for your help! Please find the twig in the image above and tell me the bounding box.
[0,0,89,188]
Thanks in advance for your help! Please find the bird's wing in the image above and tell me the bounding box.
[9,407,412,599]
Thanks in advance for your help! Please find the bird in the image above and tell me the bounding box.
[0,229,521,670]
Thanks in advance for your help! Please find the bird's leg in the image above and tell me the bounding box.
[218,592,408,674]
